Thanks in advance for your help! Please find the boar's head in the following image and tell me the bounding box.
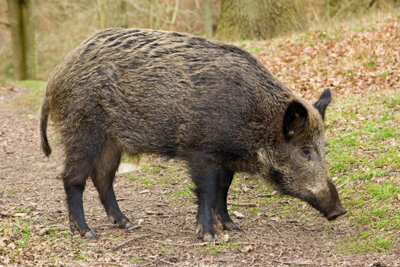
[258,88,346,221]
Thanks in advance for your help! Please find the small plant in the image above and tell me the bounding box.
[75,251,89,263]
[204,241,240,255]
[6,188,18,195]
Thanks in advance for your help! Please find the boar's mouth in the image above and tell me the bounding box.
[303,194,346,221]
[303,182,347,221]
[267,168,346,220]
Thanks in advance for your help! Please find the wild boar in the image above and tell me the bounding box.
[40,28,346,242]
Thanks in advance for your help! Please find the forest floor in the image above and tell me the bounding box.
[0,14,399,267]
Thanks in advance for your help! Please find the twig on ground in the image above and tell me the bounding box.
[151,239,195,247]
[267,222,283,237]
[110,234,151,251]
[158,258,179,266]
[257,193,276,198]
[272,260,313,266]
[150,238,256,247]
[227,202,257,207]
[92,262,124,267]
[250,256,255,265]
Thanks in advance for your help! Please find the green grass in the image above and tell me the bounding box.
[170,187,192,197]
[340,232,393,254]
[203,241,241,255]
[0,218,37,261]
[128,256,142,264]
[168,185,194,203]
[326,89,400,253]
[75,251,90,263]
[6,188,18,195]
[11,80,46,114]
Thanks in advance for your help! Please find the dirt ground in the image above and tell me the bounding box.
[0,83,399,266]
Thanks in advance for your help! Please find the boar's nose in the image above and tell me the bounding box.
[326,206,347,221]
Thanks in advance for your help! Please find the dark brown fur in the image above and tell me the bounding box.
[40,28,345,241]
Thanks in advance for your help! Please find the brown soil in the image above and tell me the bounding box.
[0,85,399,266]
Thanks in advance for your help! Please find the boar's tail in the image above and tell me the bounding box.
[40,98,52,157]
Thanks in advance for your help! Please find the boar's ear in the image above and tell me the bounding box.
[313,88,331,121]
[283,101,308,140]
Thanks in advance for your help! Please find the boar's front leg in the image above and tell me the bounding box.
[189,157,219,242]
[213,169,240,231]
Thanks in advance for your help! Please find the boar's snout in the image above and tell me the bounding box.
[320,180,346,221]
[308,180,346,221]
[325,205,347,221]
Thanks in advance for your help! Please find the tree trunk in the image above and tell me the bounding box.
[203,0,213,38]
[169,0,179,31]
[96,0,107,28]
[216,0,308,41]
[7,0,37,80]
[117,0,129,28]
[149,0,160,30]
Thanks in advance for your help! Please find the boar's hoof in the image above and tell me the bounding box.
[195,224,202,236]
[195,225,219,242]
[222,221,241,231]
[84,231,98,239]
[203,233,219,243]
[109,215,134,229]
[109,216,117,224]
[122,222,135,229]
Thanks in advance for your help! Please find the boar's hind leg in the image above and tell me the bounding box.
[62,129,105,239]
[190,158,220,242]
[91,139,134,229]
[214,169,240,231]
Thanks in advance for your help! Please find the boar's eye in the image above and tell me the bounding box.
[301,147,312,160]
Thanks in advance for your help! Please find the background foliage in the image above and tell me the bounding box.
[0,0,399,80]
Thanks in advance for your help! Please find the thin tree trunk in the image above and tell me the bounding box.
[96,0,107,28]
[204,0,213,38]
[216,0,308,40]
[7,0,37,80]
[169,0,179,31]
[149,0,160,30]
[118,0,129,28]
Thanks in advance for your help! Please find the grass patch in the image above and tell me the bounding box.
[6,188,18,195]
[168,185,194,202]
[340,233,393,254]
[326,89,400,253]
[202,241,241,255]
[367,183,399,200]
[74,251,90,263]
[11,80,47,114]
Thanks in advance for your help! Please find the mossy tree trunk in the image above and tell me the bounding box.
[216,0,308,41]
[7,0,37,80]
